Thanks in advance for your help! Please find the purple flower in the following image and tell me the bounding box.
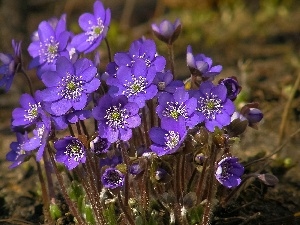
[153,70,184,97]
[186,45,222,79]
[215,156,244,188]
[113,39,166,72]
[219,77,241,101]
[92,94,141,143]
[157,87,198,128]
[107,60,158,108]
[101,167,124,189]
[149,118,187,156]
[154,168,170,183]
[129,162,144,175]
[38,56,100,116]
[90,135,111,155]
[100,154,122,168]
[70,1,111,53]
[54,136,86,170]
[6,132,32,168]
[191,81,235,132]
[12,92,44,128]
[24,121,51,161]
[240,103,263,128]
[47,109,91,130]
[0,40,22,92]
[28,14,71,78]
[152,19,182,44]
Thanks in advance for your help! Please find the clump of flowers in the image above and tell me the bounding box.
[1,1,267,225]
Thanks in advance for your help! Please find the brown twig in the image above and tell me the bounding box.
[278,71,300,145]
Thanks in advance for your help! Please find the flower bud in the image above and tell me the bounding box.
[219,76,241,101]
[152,19,182,45]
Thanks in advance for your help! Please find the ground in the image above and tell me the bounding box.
[0,0,300,224]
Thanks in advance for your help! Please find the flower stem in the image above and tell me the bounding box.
[68,124,75,137]
[201,144,218,225]
[195,157,208,204]
[120,143,130,206]
[20,68,34,96]
[167,44,175,78]
[117,193,135,225]
[36,160,53,224]
[105,37,112,63]
[48,150,87,225]
[80,120,89,138]
[43,152,55,202]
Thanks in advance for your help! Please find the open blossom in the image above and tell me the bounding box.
[152,19,182,44]
[92,94,141,143]
[107,59,158,108]
[101,167,124,189]
[90,135,111,155]
[28,14,70,78]
[113,39,166,72]
[191,81,235,132]
[38,56,100,116]
[149,117,187,156]
[156,87,198,128]
[71,0,111,53]
[54,136,86,170]
[0,40,22,92]
[12,92,45,128]
[215,156,244,188]
[186,45,222,79]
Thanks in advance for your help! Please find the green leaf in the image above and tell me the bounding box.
[84,205,96,225]
[68,180,85,201]
[49,203,62,220]
[103,203,118,225]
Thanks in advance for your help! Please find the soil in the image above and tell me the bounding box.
[1,0,300,224]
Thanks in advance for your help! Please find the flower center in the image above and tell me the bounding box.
[65,140,85,162]
[60,72,84,100]
[25,102,41,122]
[86,18,104,43]
[164,130,180,150]
[36,124,45,139]
[219,161,233,180]
[123,75,147,97]
[197,93,223,120]
[90,137,109,154]
[103,169,123,186]
[163,101,187,120]
[105,104,129,129]
[39,36,59,63]
[16,144,26,157]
